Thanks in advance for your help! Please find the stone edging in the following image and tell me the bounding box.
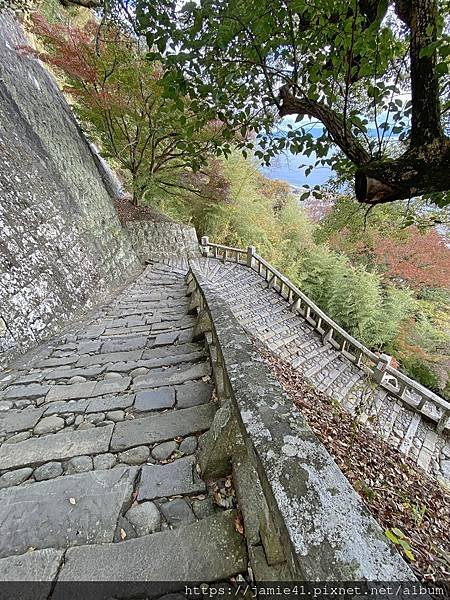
[186,265,415,582]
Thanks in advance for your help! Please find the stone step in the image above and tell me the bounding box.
[111,403,215,452]
[0,424,114,470]
[0,466,137,559]
[54,509,247,593]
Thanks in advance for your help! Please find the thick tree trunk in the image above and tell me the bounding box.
[408,0,443,146]
[355,139,450,204]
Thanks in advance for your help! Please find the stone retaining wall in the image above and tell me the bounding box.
[0,14,140,368]
[126,221,200,262]
[187,266,415,582]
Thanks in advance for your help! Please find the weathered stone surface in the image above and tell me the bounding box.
[151,441,177,461]
[125,501,161,535]
[76,350,143,367]
[154,332,179,346]
[126,220,200,264]
[106,410,125,422]
[86,394,134,413]
[133,363,210,389]
[0,466,137,558]
[0,548,64,592]
[65,455,93,474]
[138,456,205,501]
[111,404,215,452]
[93,453,116,470]
[34,415,65,435]
[3,430,32,444]
[142,343,201,361]
[191,498,216,519]
[118,446,150,466]
[56,510,247,584]
[134,388,175,412]
[179,436,197,455]
[0,14,139,369]
[0,467,33,489]
[176,381,213,409]
[43,366,105,381]
[160,498,195,529]
[0,407,44,435]
[45,381,96,402]
[45,378,131,403]
[4,384,50,400]
[45,399,90,415]
[34,462,64,481]
[0,424,114,470]
[101,337,147,354]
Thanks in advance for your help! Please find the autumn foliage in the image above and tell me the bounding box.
[371,228,450,290]
[21,13,231,204]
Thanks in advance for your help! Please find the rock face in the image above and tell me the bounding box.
[0,13,140,368]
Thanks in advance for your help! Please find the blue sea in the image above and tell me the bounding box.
[260,121,388,188]
[261,150,332,187]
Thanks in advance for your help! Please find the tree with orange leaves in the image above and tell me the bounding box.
[22,13,231,205]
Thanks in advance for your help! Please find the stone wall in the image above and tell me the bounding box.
[126,221,200,262]
[187,266,415,582]
[0,13,141,368]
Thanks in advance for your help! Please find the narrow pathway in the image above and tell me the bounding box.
[193,258,450,483]
[0,260,247,592]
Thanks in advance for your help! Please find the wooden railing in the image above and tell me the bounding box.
[200,237,450,434]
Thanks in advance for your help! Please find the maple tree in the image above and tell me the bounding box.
[371,227,450,288]
[22,13,231,204]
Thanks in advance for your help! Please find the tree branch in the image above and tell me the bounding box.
[59,0,101,8]
[279,85,371,165]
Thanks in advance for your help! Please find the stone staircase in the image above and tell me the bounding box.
[0,259,247,591]
[192,257,450,483]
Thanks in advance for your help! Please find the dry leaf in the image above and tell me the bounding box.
[120,528,127,540]
[234,514,244,535]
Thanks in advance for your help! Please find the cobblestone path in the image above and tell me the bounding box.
[0,260,247,592]
[193,258,450,483]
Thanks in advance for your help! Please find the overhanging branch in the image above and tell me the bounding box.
[279,85,371,166]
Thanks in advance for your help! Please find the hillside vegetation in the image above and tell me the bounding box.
[25,1,450,398]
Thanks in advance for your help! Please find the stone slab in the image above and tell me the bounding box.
[0,424,114,470]
[45,378,130,403]
[101,337,148,354]
[0,547,64,581]
[0,548,64,599]
[86,394,135,413]
[45,381,96,402]
[45,399,91,416]
[138,456,205,500]
[3,384,50,400]
[0,466,136,558]
[133,363,210,389]
[75,350,143,367]
[110,404,215,452]
[0,407,44,435]
[134,388,175,412]
[55,510,247,591]
[176,381,213,409]
[141,343,202,361]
